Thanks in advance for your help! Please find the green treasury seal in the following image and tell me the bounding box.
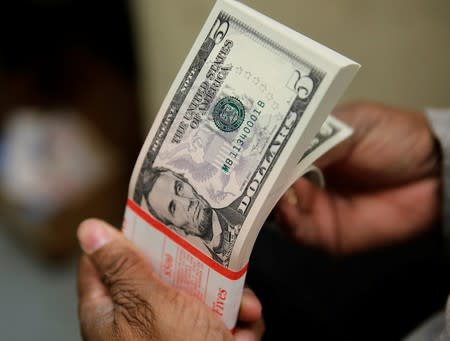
[213,97,245,132]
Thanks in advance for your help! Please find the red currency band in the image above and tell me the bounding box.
[126,198,248,280]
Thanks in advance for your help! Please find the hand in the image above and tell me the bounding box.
[276,102,442,254]
[77,219,264,340]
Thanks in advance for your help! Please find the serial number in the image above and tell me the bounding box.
[221,100,265,173]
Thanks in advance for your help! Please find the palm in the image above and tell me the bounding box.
[276,102,441,254]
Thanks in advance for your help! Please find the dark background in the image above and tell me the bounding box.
[248,220,450,340]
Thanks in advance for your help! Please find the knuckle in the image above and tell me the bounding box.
[100,249,140,288]
[95,249,159,339]
[113,289,158,340]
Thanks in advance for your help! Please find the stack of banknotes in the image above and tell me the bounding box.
[123,0,360,328]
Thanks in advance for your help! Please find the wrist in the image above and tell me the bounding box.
[424,109,450,252]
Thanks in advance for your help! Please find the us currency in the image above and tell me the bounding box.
[264,115,352,212]
[292,115,352,188]
[298,115,352,171]
[124,0,359,328]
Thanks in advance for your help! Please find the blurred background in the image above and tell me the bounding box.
[0,0,449,340]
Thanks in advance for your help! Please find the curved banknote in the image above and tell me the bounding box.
[124,0,359,329]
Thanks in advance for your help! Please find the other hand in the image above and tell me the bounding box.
[276,102,442,254]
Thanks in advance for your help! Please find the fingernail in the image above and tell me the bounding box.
[284,188,298,206]
[77,219,112,254]
[241,288,262,316]
[234,330,255,341]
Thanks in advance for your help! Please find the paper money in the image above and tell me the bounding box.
[123,0,359,328]
[264,115,352,215]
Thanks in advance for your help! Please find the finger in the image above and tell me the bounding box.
[329,177,440,253]
[78,218,151,277]
[277,200,318,246]
[77,219,161,298]
[276,179,340,250]
[276,179,318,239]
[234,318,265,341]
[276,190,302,234]
[314,129,356,170]
[315,102,382,181]
[277,178,318,216]
[77,255,114,341]
[77,218,164,338]
[238,287,262,322]
[323,102,436,188]
[291,178,320,212]
[77,219,234,340]
[313,102,367,170]
[77,255,110,306]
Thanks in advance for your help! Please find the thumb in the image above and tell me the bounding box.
[77,218,164,312]
[77,218,154,285]
[77,219,163,339]
[77,219,233,341]
[77,219,166,336]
